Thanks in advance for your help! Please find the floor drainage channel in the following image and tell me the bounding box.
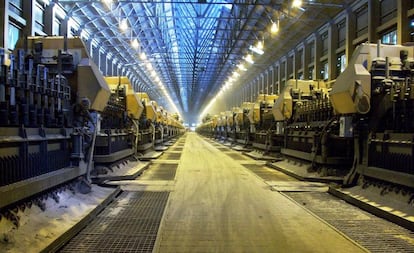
[285,192,414,253]
[59,191,169,253]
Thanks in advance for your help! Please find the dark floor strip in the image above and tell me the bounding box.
[59,191,169,253]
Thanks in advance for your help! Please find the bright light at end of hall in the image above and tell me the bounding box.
[131,38,139,49]
[292,0,302,8]
[120,18,128,31]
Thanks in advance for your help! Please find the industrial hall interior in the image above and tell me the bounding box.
[1,0,414,252]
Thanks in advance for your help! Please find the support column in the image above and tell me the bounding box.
[106,58,111,76]
[105,56,109,75]
[250,82,253,102]
[269,66,274,94]
[44,2,53,35]
[97,49,102,73]
[368,0,380,43]
[112,60,117,76]
[61,16,68,37]
[314,32,322,80]
[397,0,409,44]
[116,64,121,76]
[92,46,99,66]
[276,64,280,94]
[296,46,305,79]
[22,0,35,36]
[260,74,264,94]
[346,9,356,63]
[86,39,93,57]
[265,71,269,94]
[253,79,256,99]
[287,53,295,79]
[99,49,106,74]
[0,0,9,49]
[328,23,338,80]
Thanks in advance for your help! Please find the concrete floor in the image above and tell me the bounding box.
[153,133,367,253]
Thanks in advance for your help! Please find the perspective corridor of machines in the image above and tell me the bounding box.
[0,34,413,251]
[0,36,184,225]
[197,42,414,230]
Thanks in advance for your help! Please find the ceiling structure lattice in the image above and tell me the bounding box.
[58,0,352,123]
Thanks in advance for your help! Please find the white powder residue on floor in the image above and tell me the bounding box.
[106,206,125,217]
[0,185,117,253]
[94,160,149,178]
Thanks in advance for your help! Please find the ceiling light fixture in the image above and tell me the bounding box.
[245,54,254,64]
[271,21,279,34]
[102,0,112,8]
[292,0,302,8]
[256,41,263,50]
[237,63,247,71]
[120,18,128,31]
[131,38,139,49]
[249,45,264,55]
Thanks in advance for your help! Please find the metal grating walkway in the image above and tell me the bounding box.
[59,191,169,253]
[169,147,183,152]
[243,164,296,181]
[145,163,178,181]
[216,147,231,152]
[160,152,182,160]
[155,133,367,252]
[285,192,414,253]
[225,152,249,160]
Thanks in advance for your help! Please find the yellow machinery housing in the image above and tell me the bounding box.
[137,93,157,122]
[19,36,112,112]
[1,36,113,208]
[104,76,144,120]
[272,79,328,121]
